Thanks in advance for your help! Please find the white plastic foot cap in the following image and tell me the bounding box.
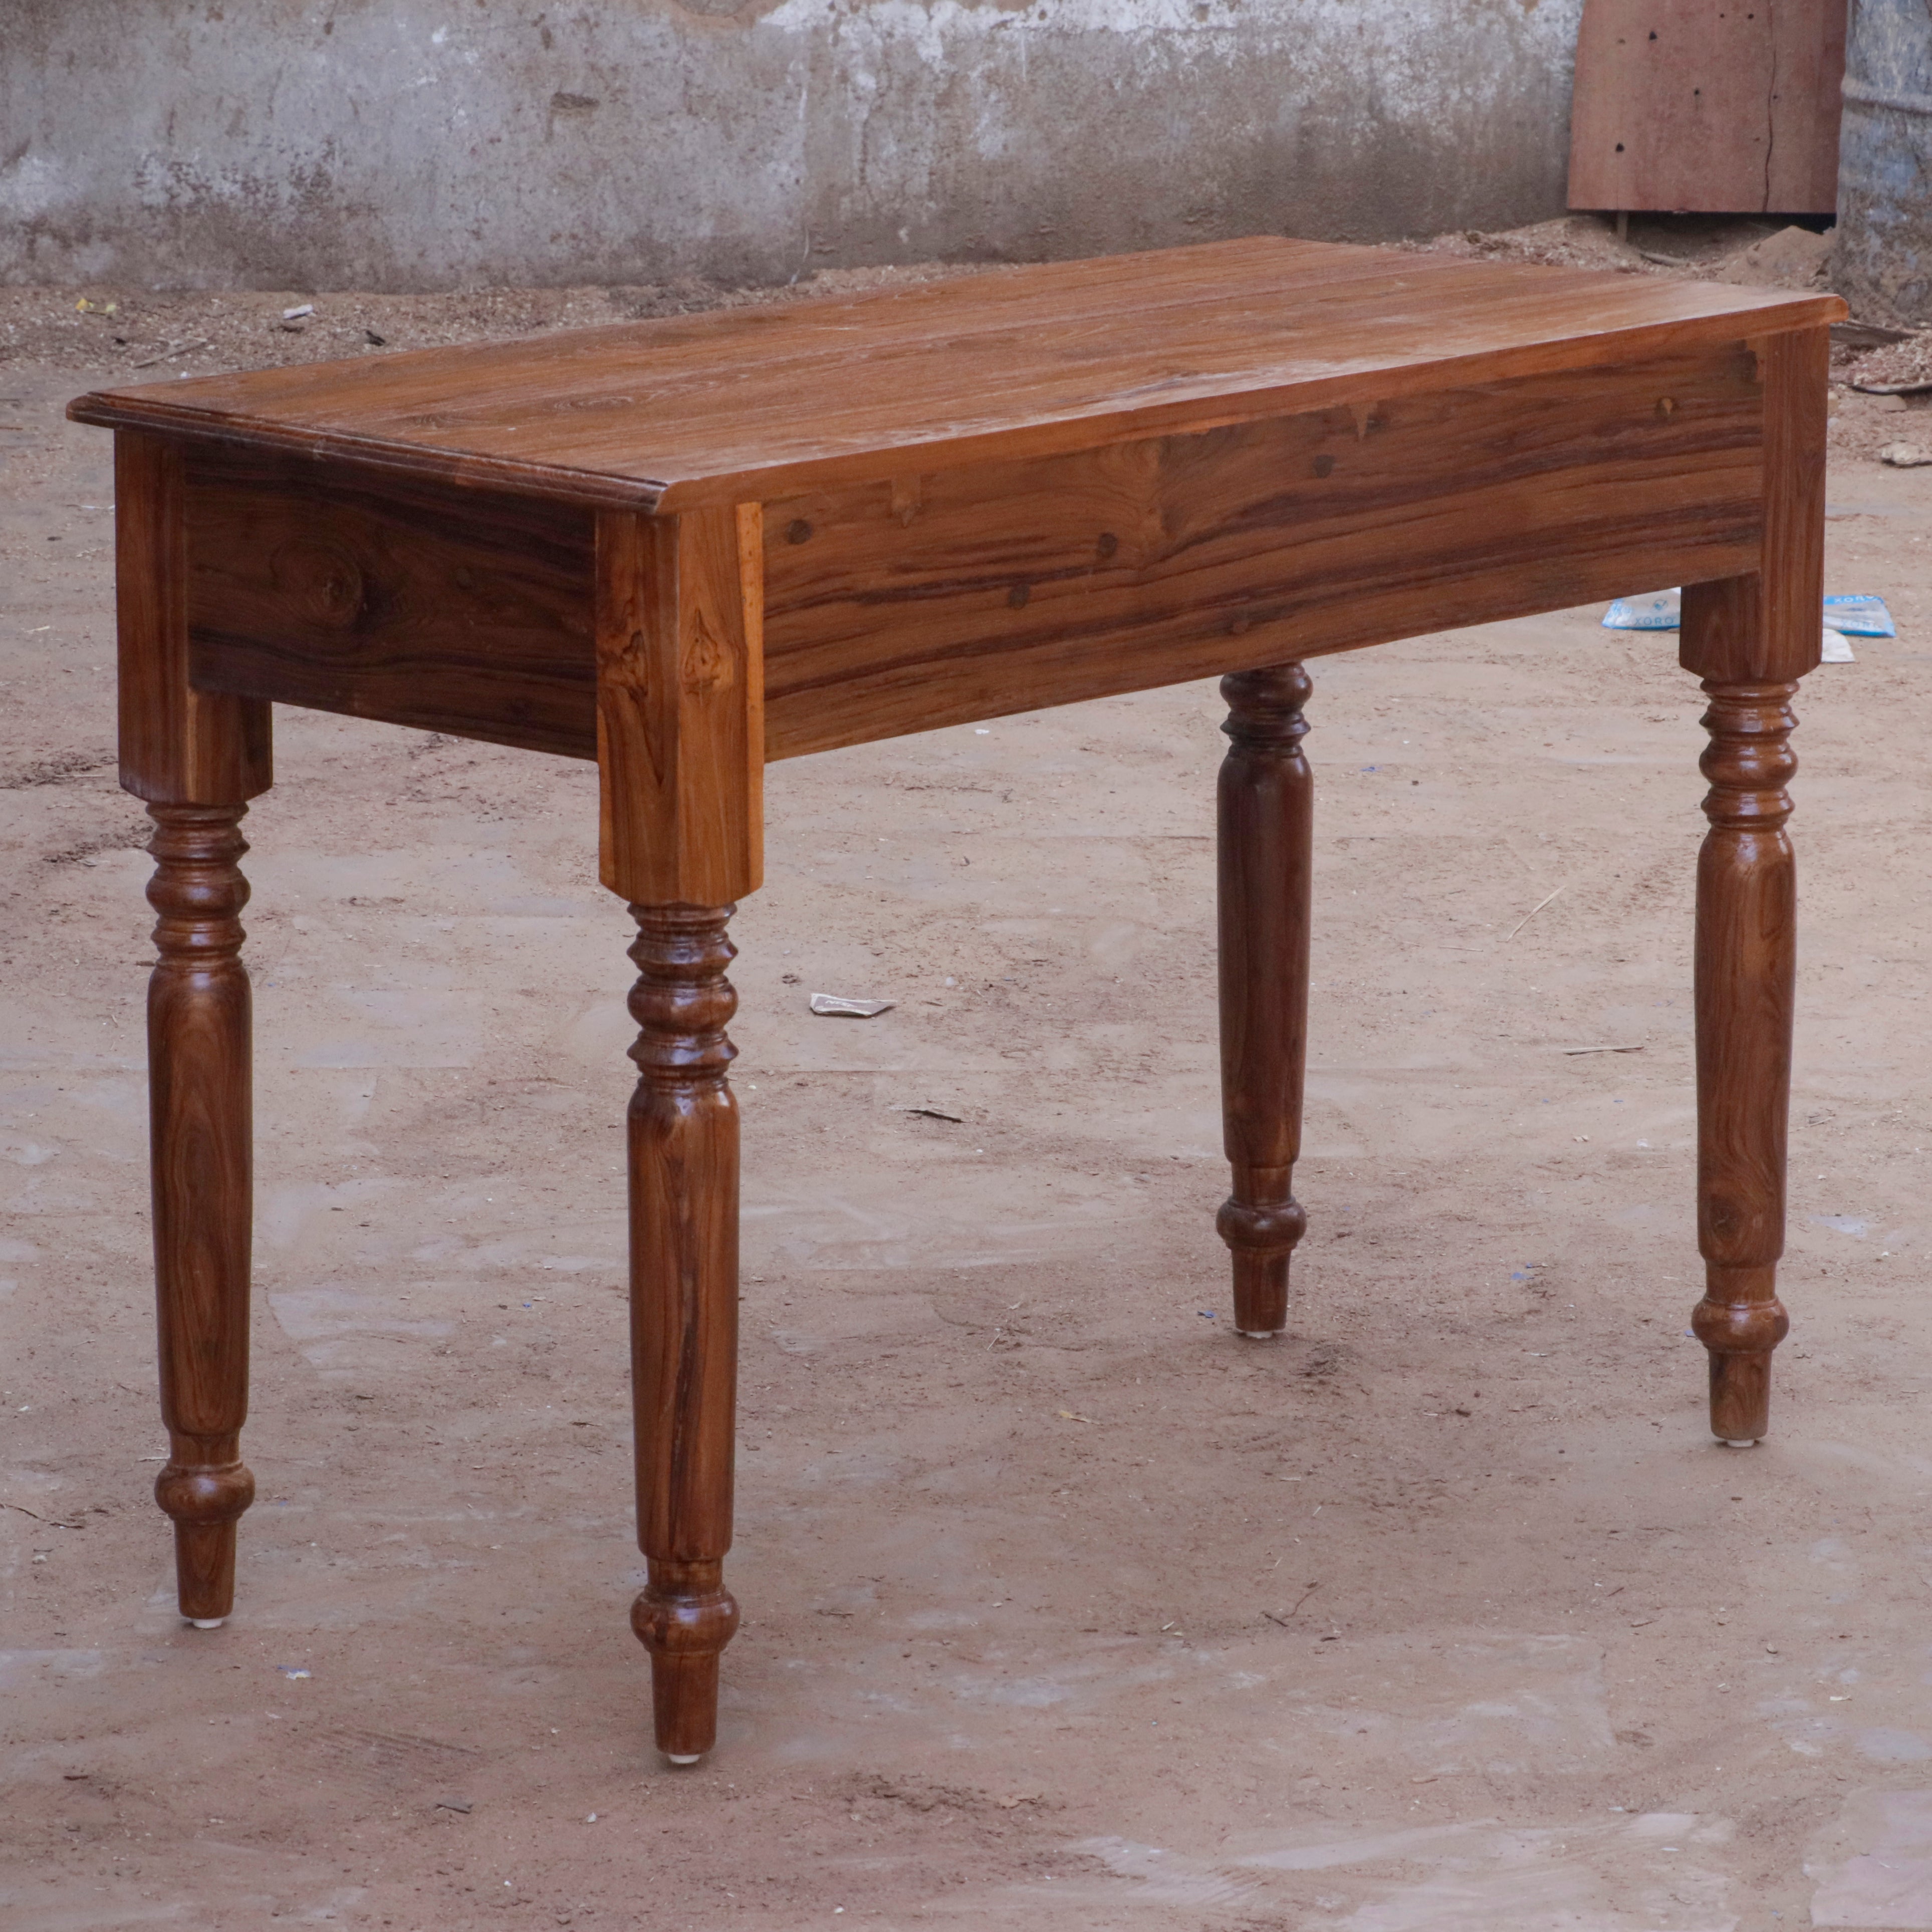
[189,1617,226,1629]
[665,1753,702,1766]
[1236,1329,1280,1341]
[1721,1438,1760,1450]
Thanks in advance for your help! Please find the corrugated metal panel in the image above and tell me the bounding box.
[1835,0,1932,322]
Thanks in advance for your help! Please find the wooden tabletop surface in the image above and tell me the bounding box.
[69,237,1841,515]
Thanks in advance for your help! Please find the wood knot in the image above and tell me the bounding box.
[681,610,734,694]
[271,537,367,627]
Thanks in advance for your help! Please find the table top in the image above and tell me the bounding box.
[69,237,1840,515]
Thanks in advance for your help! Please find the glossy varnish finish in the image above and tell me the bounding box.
[145,804,258,1622]
[1687,680,1798,1442]
[116,430,268,1628]
[185,442,594,760]
[1678,327,1827,1441]
[174,338,1773,767]
[73,239,1843,1764]
[624,905,743,1761]
[116,435,271,805]
[595,505,764,905]
[758,344,1767,758]
[70,238,1836,512]
[1216,665,1313,1339]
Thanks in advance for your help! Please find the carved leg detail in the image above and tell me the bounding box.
[1690,680,1797,1444]
[146,803,257,1625]
[1217,664,1313,1338]
[626,903,742,1762]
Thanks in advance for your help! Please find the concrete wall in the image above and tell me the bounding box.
[2,0,1584,291]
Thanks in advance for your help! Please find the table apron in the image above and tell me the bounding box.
[178,339,1768,762]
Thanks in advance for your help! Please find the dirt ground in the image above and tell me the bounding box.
[10,221,1932,1930]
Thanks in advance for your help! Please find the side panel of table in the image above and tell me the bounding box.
[178,340,1767,757]
[760,339,1766,755]
[183,447,597,757]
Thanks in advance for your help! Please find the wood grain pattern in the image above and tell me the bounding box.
[760,343,1767,759]
[145,803,257,1623]
[1216,665,1313,1339]
[1676,329,1824,1440]
[625,905,743,1762]
[1687,680,1797,1443]
[1681,329,1830,685]
[596,505,764,904]
[1568,0,1847,214]
[184,443,594,759]
[69,240,1840,514]
[181,342,1772,768]
[115,433,271,805]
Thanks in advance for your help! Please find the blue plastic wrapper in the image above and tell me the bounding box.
[1601,588,1681,629]
[1822,594,1897,637]
[1603,590,1897,636]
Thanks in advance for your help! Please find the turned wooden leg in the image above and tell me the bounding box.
[596,499,762,1758]
[146,803,257,1624]
[1690,680,1798,1444]
[1676,330,1826,1443]
[625,903,742,1763]
[1216,663,1313,1338]
[113,430,270,1625]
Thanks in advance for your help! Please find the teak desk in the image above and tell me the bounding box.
[70,239,1842,1763]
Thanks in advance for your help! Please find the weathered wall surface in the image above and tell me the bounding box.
[1,0,1584,290]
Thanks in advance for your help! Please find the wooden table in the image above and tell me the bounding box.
[69,238,1843,1763]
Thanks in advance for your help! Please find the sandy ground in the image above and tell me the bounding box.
[10,227,1932,1930]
